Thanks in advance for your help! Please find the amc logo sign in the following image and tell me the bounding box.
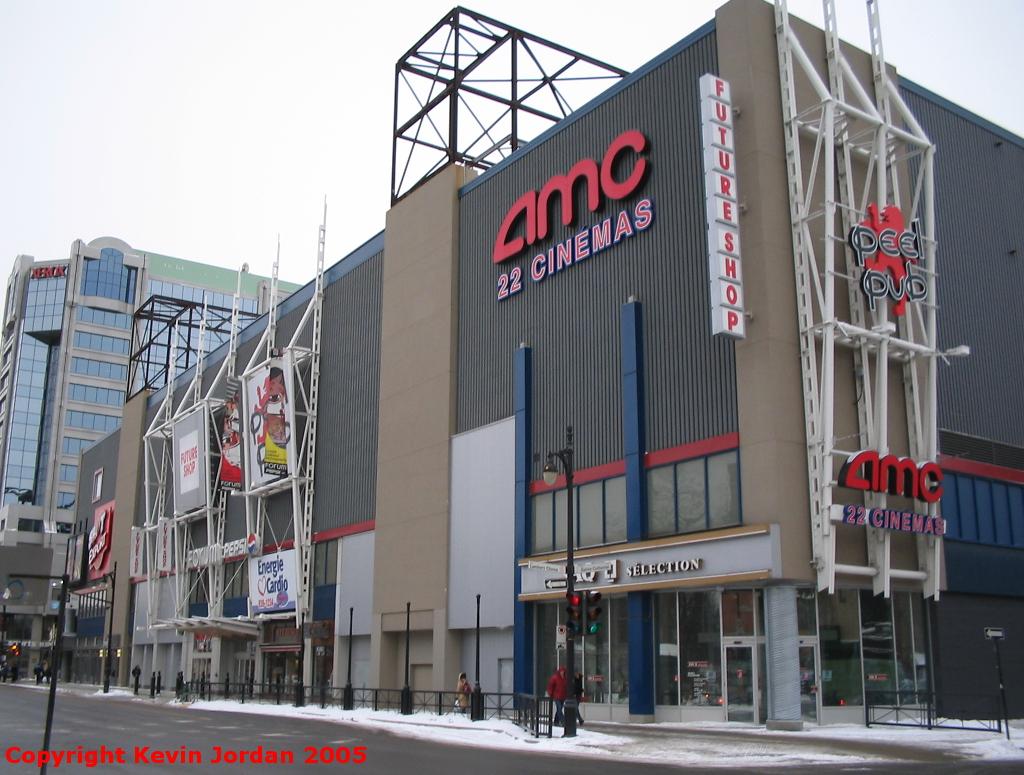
[493,130,649,265]
[838,450,942,503]
[30,265,68,280]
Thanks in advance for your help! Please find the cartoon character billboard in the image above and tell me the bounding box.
[218,390,243,491]
[243,360,293,487]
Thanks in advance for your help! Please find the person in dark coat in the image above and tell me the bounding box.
[573,671,585,725]
[546,665,568,724]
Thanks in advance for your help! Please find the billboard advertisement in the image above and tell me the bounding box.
[66,532,86,585]
[244,359,293,487]
[88,501,114,581]
[248,549,296,613]
[173,408,209,514]
[218,389,243,491]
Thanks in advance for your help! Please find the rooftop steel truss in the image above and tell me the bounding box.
[392,6,626,203]
[775,0,952,597]
[130,295,257,396]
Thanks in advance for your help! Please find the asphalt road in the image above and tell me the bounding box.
[0,684,1020,775]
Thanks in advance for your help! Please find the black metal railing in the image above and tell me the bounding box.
[866,690,1005,734]
[177,681,552,738]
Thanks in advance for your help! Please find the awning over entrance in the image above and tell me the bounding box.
[161,617,259,638]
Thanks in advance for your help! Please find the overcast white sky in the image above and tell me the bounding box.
[2,0,1021,290]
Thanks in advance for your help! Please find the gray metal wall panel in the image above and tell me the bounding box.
[311,253,383,531]
[901,86,1024,447]
[457,31,736,476]
[142,250,384,538]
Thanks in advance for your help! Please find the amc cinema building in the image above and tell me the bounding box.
[75,0,1024,726]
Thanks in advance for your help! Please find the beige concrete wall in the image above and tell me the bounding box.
[717,0,814,583]
[370,165,473,690]
[111,390,150,684]
[718,0,927,588]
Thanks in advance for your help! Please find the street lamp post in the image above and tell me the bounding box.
[472,593,483,721]
[102,563,117,693]
[401,601,412,715]
[543,425,578,738]
[6,572,69,775]
[343,606,354,710]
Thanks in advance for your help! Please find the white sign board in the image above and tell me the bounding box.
[700,73,745,338]
[248,549,296,613]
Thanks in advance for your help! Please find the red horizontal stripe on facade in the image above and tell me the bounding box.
[529,433,740,493]
[644,432,739,468]
[312,520,375,543]
[939,456,1024,485]
[531,460,626,494]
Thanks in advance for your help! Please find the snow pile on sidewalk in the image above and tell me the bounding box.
[184,700,1024,767]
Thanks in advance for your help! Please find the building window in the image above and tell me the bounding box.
[76,306,133,329]
[940,472,1024,548]
[531,474,627,554]
[73,330,130,355]
[647,450,741,538]
[60,464,78,483]
[63,436,92,455]
[71,357,129,382]
[80,248,137,303]
[67,410,121,433]
[818,589,863,707]
[92,468,103,502]
[68,383,125,407]
[313,540,339,586]
[57,492,76,509]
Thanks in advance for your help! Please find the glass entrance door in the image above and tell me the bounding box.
[726,646,755,722]
[799,645,819,723]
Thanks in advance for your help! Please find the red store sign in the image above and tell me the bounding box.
[30,265,68,279]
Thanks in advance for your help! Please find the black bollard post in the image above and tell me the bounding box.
[225,673,230,700]
[150,672,156,699]
[157,671,162,695]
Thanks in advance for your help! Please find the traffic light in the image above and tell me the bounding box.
[565,591,583,635]
[584,590,603,636]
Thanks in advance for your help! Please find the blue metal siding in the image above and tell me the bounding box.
[942,472,1024,548]
[313,584,336,621]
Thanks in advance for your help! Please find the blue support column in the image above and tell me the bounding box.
[513,345,534,695]
[622,300,654,716]
[627,591,655,717]
[621,300,647,541]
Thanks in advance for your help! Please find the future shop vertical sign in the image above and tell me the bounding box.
[700,74,745,339]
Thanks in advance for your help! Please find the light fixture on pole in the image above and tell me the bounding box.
[543,425,579,738]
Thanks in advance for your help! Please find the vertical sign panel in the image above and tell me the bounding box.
[700,73,745,338]
[129,526,145,578]
[157,517,173,572]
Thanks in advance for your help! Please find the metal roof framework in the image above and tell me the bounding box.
[130,296,257,396]
[392,6,627,203]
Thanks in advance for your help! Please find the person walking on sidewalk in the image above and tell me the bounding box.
[546,665,568,725]
[573,671,585,726]
[454,672,471,713]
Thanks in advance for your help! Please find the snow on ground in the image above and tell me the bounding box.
[182,699,1024,767]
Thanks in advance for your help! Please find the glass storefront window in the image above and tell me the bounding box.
[604,476,627,543]
[818,589,863,706]
[608,596,629,704]
[648,466,675,536]
[655,591,679,705]
[721,590,755,637]
[676,458,705,533]
[678,590,722,706]
[578,481,603,547]
[797,587,818,635]
[860,590,897,700]
[892,592,919,694]
[531,475,628,554]
[531,492,553,555]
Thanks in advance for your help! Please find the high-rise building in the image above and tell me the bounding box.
[0,237,298,676]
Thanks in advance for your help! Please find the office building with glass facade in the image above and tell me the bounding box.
[0,236,298,678]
